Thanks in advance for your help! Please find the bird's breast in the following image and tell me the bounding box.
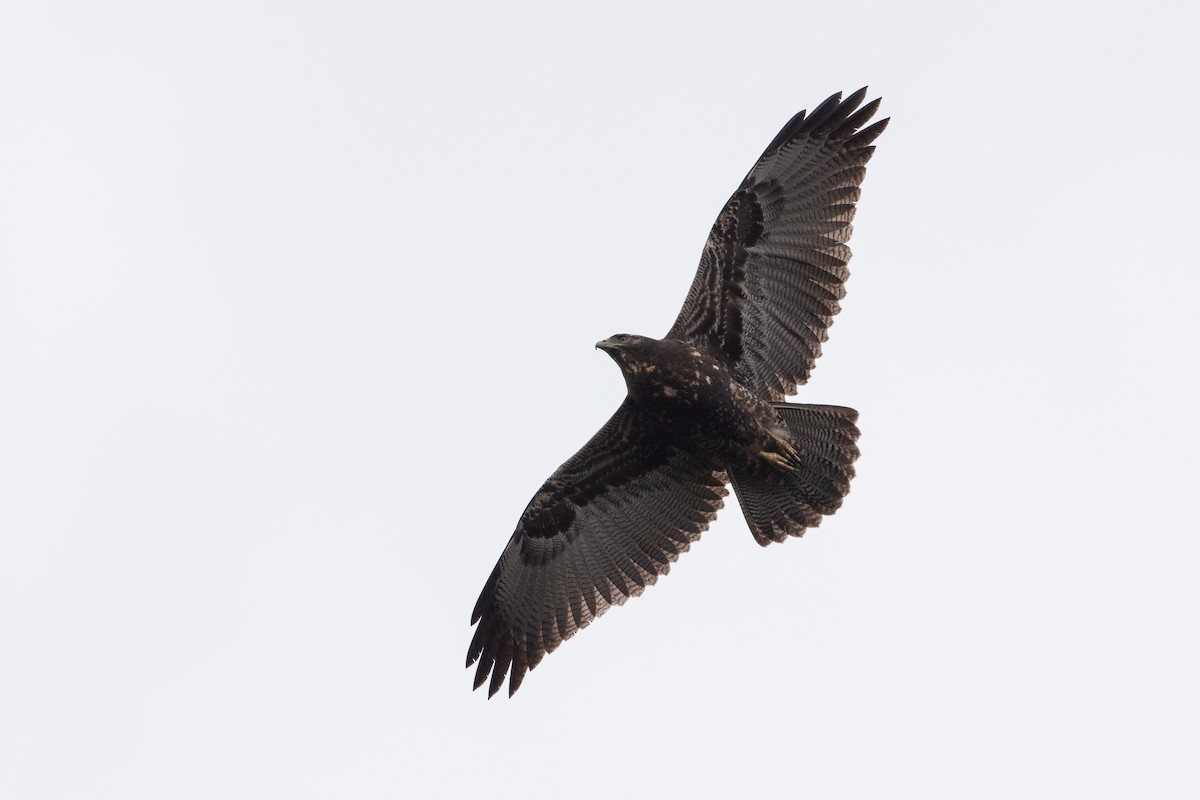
[628,348,771,456]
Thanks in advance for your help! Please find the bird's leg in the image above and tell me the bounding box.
[760,451,793,470]
[759,432,800,471]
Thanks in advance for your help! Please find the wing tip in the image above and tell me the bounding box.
[758,88,885,163]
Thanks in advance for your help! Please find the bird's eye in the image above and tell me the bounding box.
[617,334,631,343]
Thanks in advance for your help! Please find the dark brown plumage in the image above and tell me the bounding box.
[468,89,887,697]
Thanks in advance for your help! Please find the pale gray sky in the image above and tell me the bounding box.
[2,1,1197,797]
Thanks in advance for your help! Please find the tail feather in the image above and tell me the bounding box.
[730,404,860,546]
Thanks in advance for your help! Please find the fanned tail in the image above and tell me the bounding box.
[729,404,860,546]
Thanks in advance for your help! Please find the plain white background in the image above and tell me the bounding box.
[3,1,1197,797]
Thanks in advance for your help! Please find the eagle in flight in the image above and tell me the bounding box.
[468,88,887,697]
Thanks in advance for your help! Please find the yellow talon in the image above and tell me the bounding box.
[760,434,800,471]
[761,451,793,470]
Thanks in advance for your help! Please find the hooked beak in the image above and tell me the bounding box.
[595,338,619,352]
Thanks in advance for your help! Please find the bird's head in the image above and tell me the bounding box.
[596,333,649,356]
[596,334,664,383]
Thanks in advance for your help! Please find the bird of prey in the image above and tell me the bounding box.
[468,88,887,697]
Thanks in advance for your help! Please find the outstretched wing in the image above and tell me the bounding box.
[467,400,727,698]
[668,88,888,401]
